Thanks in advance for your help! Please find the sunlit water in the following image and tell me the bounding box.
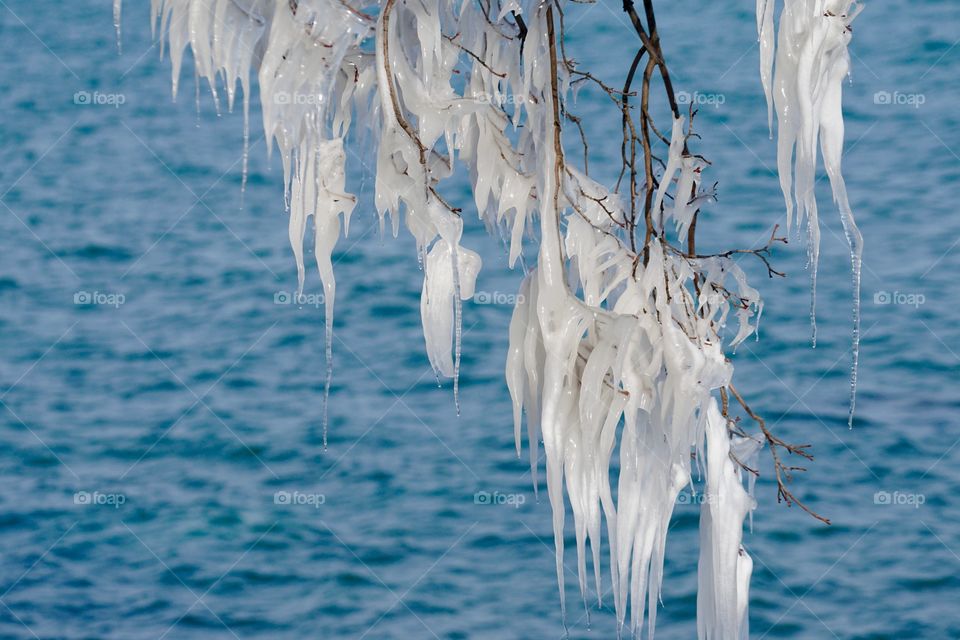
[1,1,958,638]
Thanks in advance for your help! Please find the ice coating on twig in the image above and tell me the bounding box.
[697,401,755,640]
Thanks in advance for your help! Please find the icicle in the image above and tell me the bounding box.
[756,0,774,134]
[506,276,532,457]
[810,260,818,348]
[194,68,201,126]
[113,0,122,54]
[240,85,250,207]
[697,401,753,639]
[816,7,864,424]
[451,240,463,416]
[847,248,862,427]
[420,236,481,386]
[322,309,333,450]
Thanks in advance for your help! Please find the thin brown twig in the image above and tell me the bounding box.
[444,33,507,78]
[726,384,830,525]
[673,224,788,278]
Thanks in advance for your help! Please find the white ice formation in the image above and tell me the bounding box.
[117,0,861,635]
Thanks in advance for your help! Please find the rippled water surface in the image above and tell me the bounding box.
[1,1,959,638]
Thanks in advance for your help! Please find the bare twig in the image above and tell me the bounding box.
[672,224,788,279]
[726,384,830,525]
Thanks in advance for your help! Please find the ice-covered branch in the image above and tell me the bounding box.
[117,0,866,635]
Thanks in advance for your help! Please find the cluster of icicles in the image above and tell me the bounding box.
[117,0,861,636]
[758,0,864,425]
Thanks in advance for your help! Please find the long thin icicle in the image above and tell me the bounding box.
[114,0,123,54]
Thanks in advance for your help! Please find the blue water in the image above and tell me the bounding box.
[1,1,958,638]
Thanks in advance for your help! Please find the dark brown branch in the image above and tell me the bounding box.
[622,0,679,118]
[616,45,645,213]
[512,11,528,54]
